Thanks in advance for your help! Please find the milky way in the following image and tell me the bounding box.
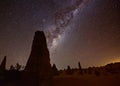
[45,0,90,50]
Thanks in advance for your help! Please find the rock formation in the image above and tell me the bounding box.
[24,31,52,86]
[0,56,6,72]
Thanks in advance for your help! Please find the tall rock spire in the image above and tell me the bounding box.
[0,56,6,71]
[24,31,52,86]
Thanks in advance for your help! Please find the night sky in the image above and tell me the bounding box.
[0,0,120,69]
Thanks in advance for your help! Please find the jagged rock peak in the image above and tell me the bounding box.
[25,30,51,74]
[0,56,6,71]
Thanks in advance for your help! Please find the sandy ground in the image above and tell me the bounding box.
[53,74,120,86]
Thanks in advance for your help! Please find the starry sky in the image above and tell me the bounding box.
[0,0,120,69]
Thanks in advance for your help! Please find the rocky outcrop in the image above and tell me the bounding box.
[24,31,52,86]
[0,56,6,72]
